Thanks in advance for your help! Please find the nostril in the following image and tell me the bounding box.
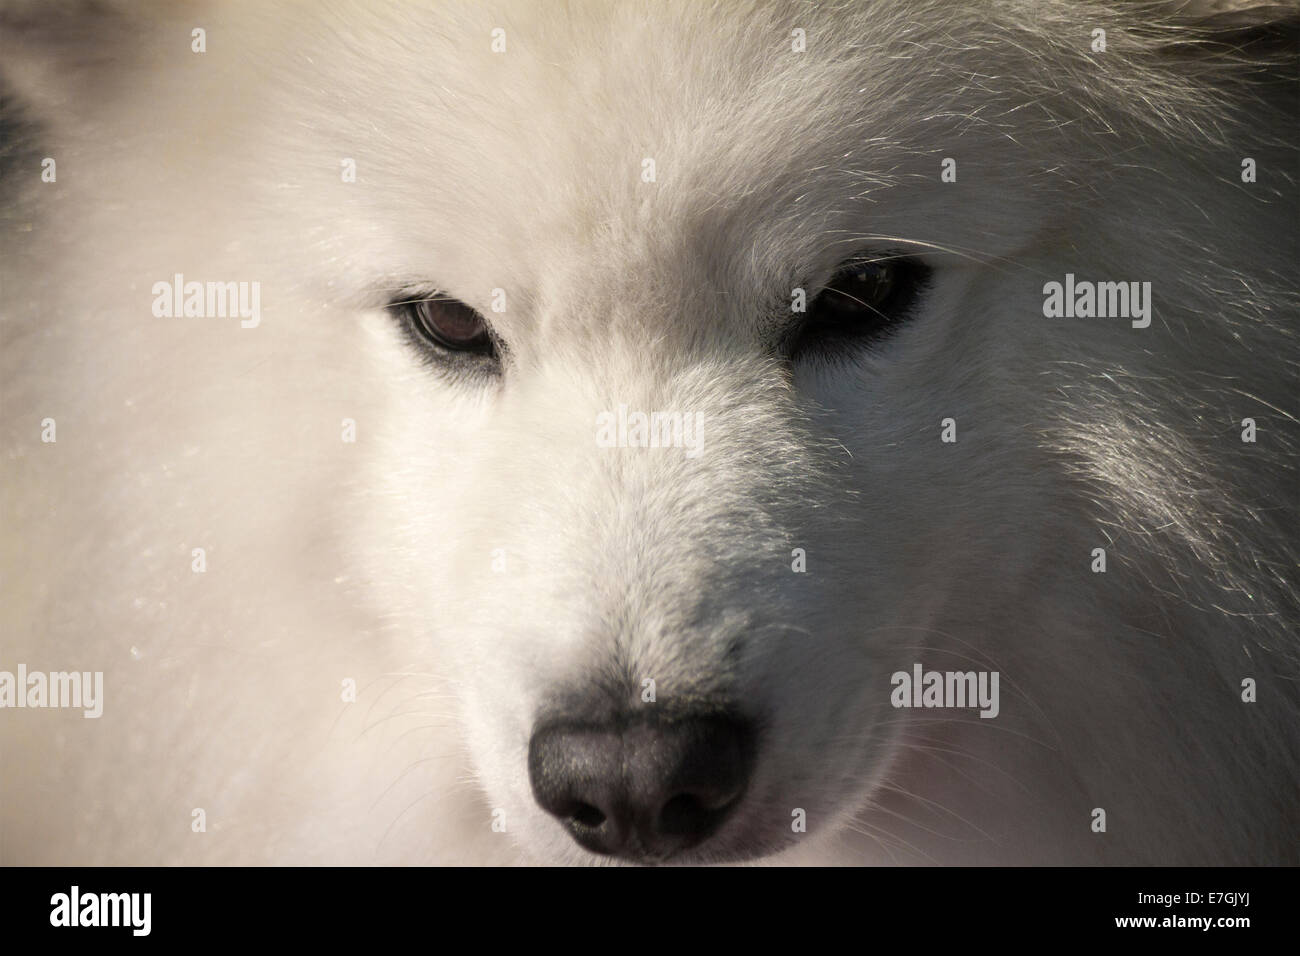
[658,791,735,836]
[571,803,606,828]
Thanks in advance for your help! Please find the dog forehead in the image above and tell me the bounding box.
[285,1,924,296]
[272,0,1074,338]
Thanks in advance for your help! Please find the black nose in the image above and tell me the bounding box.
[528,714,752,861]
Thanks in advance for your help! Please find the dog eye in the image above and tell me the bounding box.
[790,256,930,361]
[392,294,497,358]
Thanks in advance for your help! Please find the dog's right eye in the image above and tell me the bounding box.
[388,294,502,373]
[398,296,495,354]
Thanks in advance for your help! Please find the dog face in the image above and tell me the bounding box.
[311,0,1091,863]
[316,0,1297,864]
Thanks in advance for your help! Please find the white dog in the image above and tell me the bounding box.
[1,0,1296,865]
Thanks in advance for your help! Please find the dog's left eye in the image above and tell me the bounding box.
[790,256,930,361]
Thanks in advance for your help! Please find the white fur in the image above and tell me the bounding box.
[1,0,1296,865]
